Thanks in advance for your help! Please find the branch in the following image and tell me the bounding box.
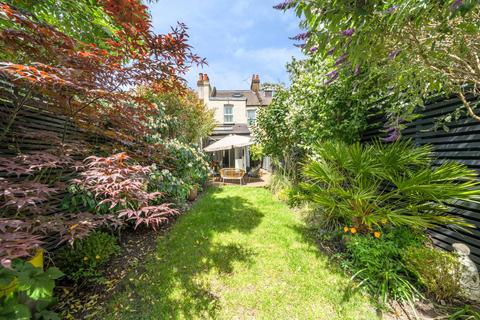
[0,86,32,143]
[458,91,480,122]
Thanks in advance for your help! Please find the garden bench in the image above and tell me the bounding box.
[220,168,246,185]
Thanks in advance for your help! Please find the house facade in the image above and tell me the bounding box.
[197,73,273,170]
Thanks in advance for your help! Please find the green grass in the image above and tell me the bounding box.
[103,186,377,319]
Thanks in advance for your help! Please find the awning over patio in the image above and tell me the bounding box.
[204,134,253,152]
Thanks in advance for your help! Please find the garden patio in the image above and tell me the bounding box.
[1,1,480,320]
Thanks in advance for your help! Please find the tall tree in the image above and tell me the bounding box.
[0,1,206,142]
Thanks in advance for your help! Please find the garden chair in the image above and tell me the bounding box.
[247,165,261,179]
[219,168,246,185]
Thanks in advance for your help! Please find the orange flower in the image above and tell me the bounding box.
[374,231,382,238]
[343,226,349,233]
[350,227,357,234]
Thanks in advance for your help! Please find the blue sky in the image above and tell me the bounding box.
[148,0,304,90]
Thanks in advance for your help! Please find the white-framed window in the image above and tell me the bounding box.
[247,109,256,126]
[224,104,234,123]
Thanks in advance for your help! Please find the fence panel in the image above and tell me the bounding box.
[362,95,480,267]
[0,80,103,249]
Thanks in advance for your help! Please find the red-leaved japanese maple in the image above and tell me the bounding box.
[72,153,178,230]
[0,1,196,264]
[0,2,205,143]
[0,131,117,265]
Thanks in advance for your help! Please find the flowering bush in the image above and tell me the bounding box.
[143,88,215,144]
[148,168,191,204]
[164,140,210,187]
[278,0,480,125]
[343,227,426,303]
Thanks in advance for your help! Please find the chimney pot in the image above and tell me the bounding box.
[251,74,260,92]
[204,74,209,81]
[199,73,203,81]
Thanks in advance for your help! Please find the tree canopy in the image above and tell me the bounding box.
[277,0,480,123]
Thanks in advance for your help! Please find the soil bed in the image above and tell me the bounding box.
[53,197,201,319]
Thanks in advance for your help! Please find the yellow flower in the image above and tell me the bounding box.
[374,231,382,238]
[350,227,357,234]
[95,255,101,260]
[83,256,88,261]
[343,226,349,233]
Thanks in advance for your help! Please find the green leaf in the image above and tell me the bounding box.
[0,268,16,286]
[44,267,63,280]
[34,310,60,320]
[16,265,61,301]
[0,299,31,320]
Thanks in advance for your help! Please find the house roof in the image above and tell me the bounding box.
[211,123,251,137]
[211,89,272,106]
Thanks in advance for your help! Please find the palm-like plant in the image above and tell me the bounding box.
[301,140,480,232]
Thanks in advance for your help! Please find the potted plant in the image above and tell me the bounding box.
[187,184,199,201]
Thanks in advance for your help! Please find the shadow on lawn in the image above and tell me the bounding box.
[287,223,363,304]
[127,186,264,319]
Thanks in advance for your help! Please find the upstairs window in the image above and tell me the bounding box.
[264,90,273,98]
[224,105,234,123]
[247,109,256,126]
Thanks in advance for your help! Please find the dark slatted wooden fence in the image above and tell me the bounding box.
[0,79,103,249]
[362,94,480,267]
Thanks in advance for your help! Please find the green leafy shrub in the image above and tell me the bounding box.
[147,140,209,204]
[164,140,209,186]
[253,59,370,164]
[344,228,425,303]
[285,185,303,207]
[269,172,292,200]
[62,184,111,215]
[402,246,462,302]
[301,139,480,232]
[269,171,304,207]
[55,232,119,283]
[249,144,264,162]
[0,260,63,320]
[143,87,215,145]
[149,167,191,204]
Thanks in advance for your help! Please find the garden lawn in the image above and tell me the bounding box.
[103,186,377,320]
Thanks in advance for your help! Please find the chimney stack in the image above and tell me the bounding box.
[197,73,211,101]
[250,74,260,92]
